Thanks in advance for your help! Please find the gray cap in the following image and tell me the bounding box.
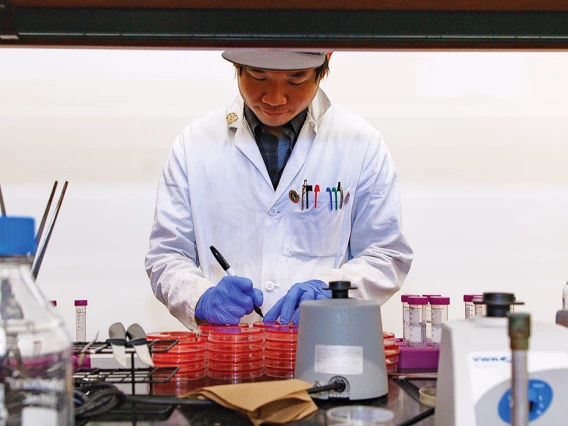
[222,50,327,71]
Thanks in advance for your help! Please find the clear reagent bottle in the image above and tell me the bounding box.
[0,216,73,425]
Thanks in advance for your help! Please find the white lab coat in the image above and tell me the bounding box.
[145,89,413,330]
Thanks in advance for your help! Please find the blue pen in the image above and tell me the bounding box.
[210,245,264,318]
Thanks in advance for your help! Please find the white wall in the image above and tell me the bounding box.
[1,49,567,340]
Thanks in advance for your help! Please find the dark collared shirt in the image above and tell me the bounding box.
[244,105,307,189]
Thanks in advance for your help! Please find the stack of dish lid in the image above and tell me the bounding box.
[383,331,400,373]
[205,325,264,382]
[253,321,298,378]
[197,322,249,338]
[146,331,207,380]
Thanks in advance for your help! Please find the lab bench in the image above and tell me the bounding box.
[84,375,435,426]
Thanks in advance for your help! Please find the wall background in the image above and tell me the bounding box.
[1,49,567,340]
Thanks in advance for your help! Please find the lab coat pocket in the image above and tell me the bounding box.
[283,203,345,258]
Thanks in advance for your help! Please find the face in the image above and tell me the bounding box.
[237,67,321,128]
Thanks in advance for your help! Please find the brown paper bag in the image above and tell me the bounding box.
[179,379,317,425]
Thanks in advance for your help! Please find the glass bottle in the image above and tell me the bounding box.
[0,216,73,425]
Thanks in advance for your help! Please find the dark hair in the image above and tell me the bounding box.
[234,56,330,81]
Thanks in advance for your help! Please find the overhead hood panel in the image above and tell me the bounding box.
[2,1,568,49]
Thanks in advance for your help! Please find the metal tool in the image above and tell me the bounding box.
[509,313,530,426]
[210,245,263,318]
[126,323,154,367]
[107,322,128,368]
[0,183,6,216]
[32,181,68,279]
[78,331,99,367]
[35,181,58,248]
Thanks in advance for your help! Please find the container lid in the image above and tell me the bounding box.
[429,296,450,305]
[422,294,441,300]
[400,294,420,302]
[74,300,88,306]
[407,296,428,305]
[463,294,480,302]
[326,406,395,425]
[0,216,36,256]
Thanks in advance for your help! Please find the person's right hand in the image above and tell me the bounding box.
[195,276,263,324]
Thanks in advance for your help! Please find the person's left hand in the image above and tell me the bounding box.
[264,280,330,325]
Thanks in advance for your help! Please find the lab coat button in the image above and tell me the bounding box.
[265,281,275,291]
[268,208,278,216]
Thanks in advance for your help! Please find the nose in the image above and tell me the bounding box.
[262,82,287,106]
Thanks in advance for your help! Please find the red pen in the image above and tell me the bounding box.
[314,184,320,208]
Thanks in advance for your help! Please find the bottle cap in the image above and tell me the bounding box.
[422,294,441,301]
[74,299,88,306]
[400,294,420,302]
[0,216,36,256]
[407,296,428,305]
[429,296,450,305]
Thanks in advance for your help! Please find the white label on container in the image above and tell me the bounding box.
[22,406,57,426]
[314,344,363,375]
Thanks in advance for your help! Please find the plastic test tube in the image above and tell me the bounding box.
[401,294,419,345]
[463,294,477,319]
[75,299,88,342]
[422,294,441,345]
[473,295,486,317]
[407,296,428,348]
[429,296,450,348]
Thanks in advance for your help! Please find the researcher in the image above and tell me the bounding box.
[145,50,413,330]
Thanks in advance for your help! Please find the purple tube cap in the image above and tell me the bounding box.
[407,296,429,305]
[74,299,88,306]
[429,296,450,305]
[401,294,420,302]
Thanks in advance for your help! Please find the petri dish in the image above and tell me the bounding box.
[264,348,296,360]
[207,359,263,372]
[207,327,263,343]
[152,349,207,363]
[207,341,264,353]
[207,350,262,362]
[326,406,395,425]
[265,339,297,350]
[264,367,294,379]
[207,367,264,382]
[419,385,437,407]
[264,358,295,369]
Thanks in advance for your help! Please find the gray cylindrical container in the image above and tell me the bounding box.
[294,283,388,400]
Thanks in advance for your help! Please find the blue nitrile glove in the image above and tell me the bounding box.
[264,280,331,325]
[195,276,264,325]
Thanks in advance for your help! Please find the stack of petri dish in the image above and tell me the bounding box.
[262,322,298,378]
[383,332,400,373]
[206,326,264,382]
[198,322,249,339]
[146,331,207,380]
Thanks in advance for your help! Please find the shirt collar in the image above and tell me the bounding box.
[244,105,307,139]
